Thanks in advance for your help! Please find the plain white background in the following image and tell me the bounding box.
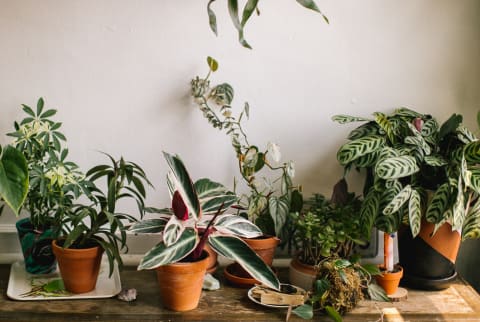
[0,1,479,278]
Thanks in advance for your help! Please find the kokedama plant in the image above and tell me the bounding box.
[332,108,480,240]
[191,57,303,245]
[130,152,280,291]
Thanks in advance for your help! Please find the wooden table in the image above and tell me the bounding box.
[1,264,479,321]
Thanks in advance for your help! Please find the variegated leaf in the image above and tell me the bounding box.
[331,114,370,124]
[375,155,419,179]
[164,152,201,220]
[374,112,395,143]
[425,183,451,223]
[208,234,280,290]
[347,122,379,140]
[138,229,198,270]
[462,197,480,240]
[268,196,290,236]
[360,188,380,238]
[379,183,402,212]
[337,135,385,165]
[163,215,186,246]
[213,214,263,238]
[378,147,399,161]
[394,107,423,118]
[194,178,237,215]
[405,135,431,156]
[383,185,412,215]
[461,156,472,188]
[375,211,400,234]
[408,189,422,237]
[452,176,465,232]
[464,141,480,163]
[450,147,464,164]
[353,151,380,168]
[421,118,439,138]
[457,125,477,144]
[129,218,169,234]
[469,169,480,194]
[424,155,447,167]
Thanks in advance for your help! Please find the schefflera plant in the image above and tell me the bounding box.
[130,152,280,291]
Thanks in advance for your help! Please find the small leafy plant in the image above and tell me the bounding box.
[8,98,90,234]
[191,57,303,244]
[60,153,152,276]
[130,152,280,290]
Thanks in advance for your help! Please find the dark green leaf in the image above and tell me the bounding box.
[40,109,57,118]
[36,97,45,115]
[21,104,35,117]
[207,0,218,36]
[292,304,314,319]
[438,113,462,140]
[240,0,259,27]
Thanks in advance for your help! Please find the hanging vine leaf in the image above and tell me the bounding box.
[228,0,252,49]
[207,0,218,36]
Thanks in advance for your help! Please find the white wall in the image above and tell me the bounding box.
[0,0,479,260]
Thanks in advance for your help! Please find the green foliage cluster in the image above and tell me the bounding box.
[191,57,303,242]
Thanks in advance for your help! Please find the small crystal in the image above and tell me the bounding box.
[117,288,137,302]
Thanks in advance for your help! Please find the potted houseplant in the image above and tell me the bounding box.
[289,179,365,291]
[0,143,28,216]
[333,108,480,290]
[8,98,90,274]
[52,153,151,293]
[129,152,280,311]
[191,57,303,279]
[375,232,403,295]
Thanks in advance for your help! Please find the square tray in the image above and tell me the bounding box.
[7,260,122,301]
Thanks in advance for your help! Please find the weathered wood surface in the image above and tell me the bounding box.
[0,264,479,321]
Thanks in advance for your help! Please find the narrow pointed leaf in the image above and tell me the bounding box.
[331,114,370,124]
[208,234,280,290]
[207,0,218,36]
[408,189,422,237]
[425,183,451,223]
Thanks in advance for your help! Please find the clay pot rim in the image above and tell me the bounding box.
[52,239,102,255]
[377,264,404,278]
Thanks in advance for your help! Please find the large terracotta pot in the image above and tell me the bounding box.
[16,218,56,274]
[155,252,209,311]
[289,256,317,291]
[398,221,460,290]
[52,239,103,293]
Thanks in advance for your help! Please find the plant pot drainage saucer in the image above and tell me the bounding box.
[400,270,458,291]
[224,263,277,288]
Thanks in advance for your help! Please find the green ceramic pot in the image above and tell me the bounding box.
[16,218,56,274]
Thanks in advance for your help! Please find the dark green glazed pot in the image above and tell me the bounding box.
[15,218,57,274]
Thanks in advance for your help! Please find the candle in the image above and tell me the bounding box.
[384,233,394,272]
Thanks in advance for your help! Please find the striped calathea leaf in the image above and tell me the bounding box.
[394,107,423,118]
[374,112,396,144]
[457,126,477,144]
[331,114,371,124]
[469,169,480,194]
[464,141,480,163]
[425,183,452,223]
[360,188,380,238]
[408,189,423,237]
[138,228,198,270]
[347,121,379,140]
[452,176,466,232]
[337,135,385,165]
[208,234,280,290]
[375,155,419,180]
[462,197,480,240]
[383,185,412,215]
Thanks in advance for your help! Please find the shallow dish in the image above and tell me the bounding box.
[247,283,306,308]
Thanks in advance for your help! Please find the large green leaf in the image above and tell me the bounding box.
[425,183,451,223]
[462,197,480,240]
[268,196,289,236]
[194,178,237,215]
[464,141,480,163]
[375,155,419,179]
[337,135,385,165]
[383,185,412,215]
[129,218,168,234]
[163,152,201,220]
[438,113,462,140]
[208,234,280,290]
[138,229,198,270]
[408,189,422,237]
[0,145,28,215]
[212,214,262,238]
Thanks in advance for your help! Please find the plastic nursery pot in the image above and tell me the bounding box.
[16,218,56,274]
[51,239,103,293]
[375,265,403,295]
[289,256,317,291]
[155,251,209,312]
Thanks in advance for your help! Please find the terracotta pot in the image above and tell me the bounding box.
[375,265,403,295]
[155,252,209,311]
[51,239,103,293]
[398,220,460,290]
[242,235,280,266]
[289,256,317,291]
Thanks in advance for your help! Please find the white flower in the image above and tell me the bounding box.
[286,161,295,178]
[267,142,281,163]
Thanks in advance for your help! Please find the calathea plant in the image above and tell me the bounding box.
[130,152,280,291]
[332,108,480,240]
[0,144,28,216]
[191,57,302,246]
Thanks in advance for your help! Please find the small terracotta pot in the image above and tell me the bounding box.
[289,256,317,291]
[155,252,209,311]
[51,239,103,293]
[375,265,403,295]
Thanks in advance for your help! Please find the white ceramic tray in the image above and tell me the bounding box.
[7,260,122,301]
